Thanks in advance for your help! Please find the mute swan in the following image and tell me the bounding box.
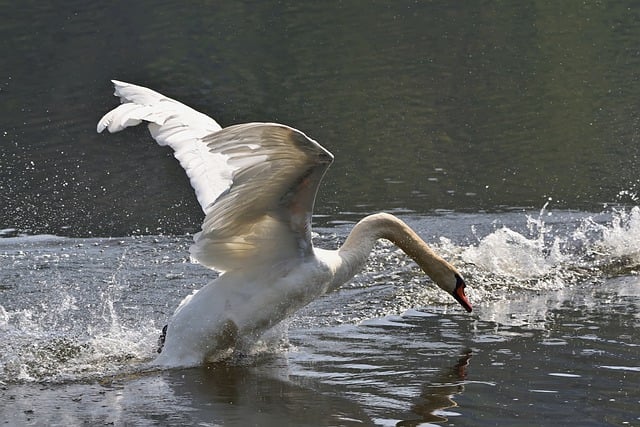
[97,81,472,368]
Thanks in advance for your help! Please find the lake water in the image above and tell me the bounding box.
[1,2,639,426]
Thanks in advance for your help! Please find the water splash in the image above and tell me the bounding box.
[2,207,640,383]
[458,205,640,287]
[430,205,640,331]
[0,297,157,383]
[589,206,640,262]
[0,236,179,383]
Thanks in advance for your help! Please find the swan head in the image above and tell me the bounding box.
[431,268,472,313]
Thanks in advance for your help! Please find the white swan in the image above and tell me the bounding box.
[97,81,472,368]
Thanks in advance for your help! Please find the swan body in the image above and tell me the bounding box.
[97,81,472,368]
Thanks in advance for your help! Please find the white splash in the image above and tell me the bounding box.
[461,204,568,282]
[0,298,158,383]
[591,206,640,260]
[461,205,640,285]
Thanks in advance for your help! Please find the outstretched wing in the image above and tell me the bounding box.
[97,81,333,272]
[97,80,228,214]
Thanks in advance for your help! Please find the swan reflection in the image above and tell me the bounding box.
[398,350,472,425]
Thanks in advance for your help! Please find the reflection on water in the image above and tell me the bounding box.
[2,363,374,426]
[0,352,478,426]
[399,351,473,425]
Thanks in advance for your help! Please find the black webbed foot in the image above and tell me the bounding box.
[157,324,168,354]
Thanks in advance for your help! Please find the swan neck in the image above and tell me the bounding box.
[338,213,453,286]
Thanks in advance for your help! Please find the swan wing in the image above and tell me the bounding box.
[97,80,227,214]
[192,123,333,270]
[97,81,334,272]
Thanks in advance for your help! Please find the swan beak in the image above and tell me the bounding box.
[453,279,472,313]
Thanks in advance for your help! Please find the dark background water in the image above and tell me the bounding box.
[2,1,640,236]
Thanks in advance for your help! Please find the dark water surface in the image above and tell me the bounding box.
[2,1,640,235]
[1,2,639,426]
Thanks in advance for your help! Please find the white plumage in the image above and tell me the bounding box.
[97,80,227,216]
[97,81,472,368]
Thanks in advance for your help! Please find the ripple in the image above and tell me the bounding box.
[598,365,640,372]
[548,372,581,378]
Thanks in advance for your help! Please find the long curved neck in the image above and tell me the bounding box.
[332,212,455,289]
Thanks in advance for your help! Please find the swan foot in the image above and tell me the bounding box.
[157,324,168,354]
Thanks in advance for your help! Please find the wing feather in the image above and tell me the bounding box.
[97,81,228,214]
[191,123,333,270]
[97,81,334,273]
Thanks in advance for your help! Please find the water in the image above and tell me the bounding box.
[1,209,639,425]
[1,1,640,426]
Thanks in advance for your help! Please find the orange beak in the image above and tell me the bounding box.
[453,276,472,312]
